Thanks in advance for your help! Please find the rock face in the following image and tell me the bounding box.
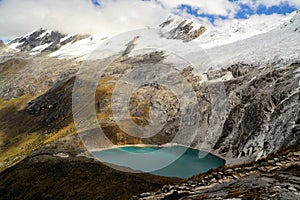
[0,52,79,99]
[26,77,75,129]
[160,16,206,42]
[211,63,300,161]
[0,40,4,49]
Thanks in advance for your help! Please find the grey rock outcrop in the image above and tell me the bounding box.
[0,53,80,99]
[213,63,300,161]
[0,40,4,49]
[160,16,206,42]
[132,149,300,200]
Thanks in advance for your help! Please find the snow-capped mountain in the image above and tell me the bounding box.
[8,28,90,55]
[7,15,207,58]
[159,15,206,42]
[196,12,296,48]
[6,10,300,66]
[203,10,300,68]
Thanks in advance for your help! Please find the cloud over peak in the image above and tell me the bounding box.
[0,0,168,38]
[0,0,299,39]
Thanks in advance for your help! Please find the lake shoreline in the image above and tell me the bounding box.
[89,143,227,162]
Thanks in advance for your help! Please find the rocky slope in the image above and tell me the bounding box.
[0,52,80,99]
[1,49,297,169]
[212,62,299,161]
[132,146,300,200]
[1,27,299,168]
[0,135,180,200]
[25,51,299,161]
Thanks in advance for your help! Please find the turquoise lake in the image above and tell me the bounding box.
[92,145,225,178]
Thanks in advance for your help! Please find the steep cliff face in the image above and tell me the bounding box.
[209,63,299,162]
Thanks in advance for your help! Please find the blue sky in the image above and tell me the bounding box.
[92,0,299,24]
[92,0,299,23]
[176,2,298,24]
[235,2,298,18]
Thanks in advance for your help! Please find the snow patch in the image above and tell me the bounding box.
[196,13,294,49]
[60,34,74,43]
[37,30,52,39]
[23,29,39,38]
[30,42,53,55]
[50,35,109,59]
[8,41,24,52]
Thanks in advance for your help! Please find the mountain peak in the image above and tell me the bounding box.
[8,29,90,55]
[159,15,206,42]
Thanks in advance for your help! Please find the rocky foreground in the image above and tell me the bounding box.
[132,146,300,200]
[0,136,180,200]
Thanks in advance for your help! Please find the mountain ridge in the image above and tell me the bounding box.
[6,10,300,67]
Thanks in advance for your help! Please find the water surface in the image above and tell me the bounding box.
[92,145,225,178]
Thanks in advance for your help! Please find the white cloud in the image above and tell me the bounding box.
[1,0,298,39]
[237,0,300,9]
[0,0,169,39]
[159,0,239,17]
